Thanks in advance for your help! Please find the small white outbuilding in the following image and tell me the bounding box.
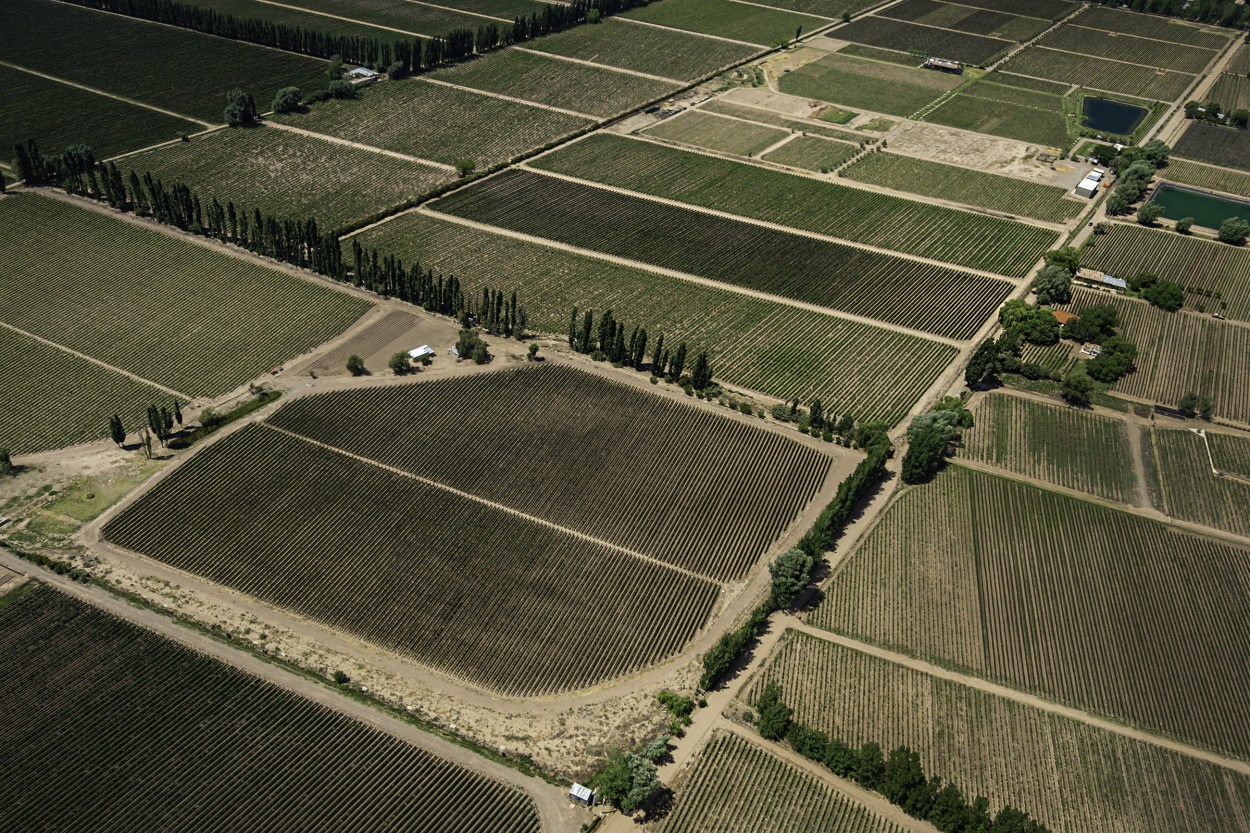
[407,344,435,361]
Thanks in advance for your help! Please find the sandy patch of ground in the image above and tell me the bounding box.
[886,120,1087,188]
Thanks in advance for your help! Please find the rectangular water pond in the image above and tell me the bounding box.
[1152,182,1250,229]
[1082,96,1148,136]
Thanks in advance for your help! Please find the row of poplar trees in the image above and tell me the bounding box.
[568,307,713,389]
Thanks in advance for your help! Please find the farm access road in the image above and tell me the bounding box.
[0,551,590,833]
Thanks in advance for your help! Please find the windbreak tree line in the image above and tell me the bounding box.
[567,307,713,390]
[1088,0,1250,27]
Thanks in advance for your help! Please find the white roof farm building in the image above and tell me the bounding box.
[408,345,435,360]
[1075,168,1106,199]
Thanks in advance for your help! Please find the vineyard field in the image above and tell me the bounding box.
[833,16,1013,65]
[268,364,837,582]
[0,327,167,455]
[752,631,1250,833]
[951,0,1075,20]
[879,0,1050,42]
[1172,120,1250,172]
[1063,288,1250,425]
[1079,223,1250,322]
[168,0,406,41]
[1039,24,1217,74]
[123,124,451,230]
[1148,428,1250,538]
[1164,158,1250,198]
[263,0,527,37]
[962,393,1138,503]
[1204,72,1250,113]
[1208,431,1250,479]
[1001,47,1192,101]
[761,135,859,172]
[843,152,1082,222]
[0,193,370,397]
[529,134,1055,277]
[272,79,591,167]
[778,51,956,117]
[433,168,1013,339]
[3,0,328,122]
[355,212,957,424]
[1229,43,1250,76]
[659,732,907,833]
[620,0,828,46]
[527,18,760,81]
[699,99,865,142]
[735,0,874,17]
[0,586,541,832]
[1075,6,1233,49]
[431,48,679,118]
[986,71,1073,94]
[0,65,200,163]
[103,424,721,696]
[644,110,790,156]
[925,91,1071,148]
[810,465,1250,759]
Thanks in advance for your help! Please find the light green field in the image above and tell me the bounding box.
[700,98,864,142]
[1147,428,1250,538]
[1164,158,1250,198]
[643,110,788,156]
[925,90,1071,148]
[761,135,858,172]
[1002,47,1193,101]
[622,0,828,47]
[778,51,958,117]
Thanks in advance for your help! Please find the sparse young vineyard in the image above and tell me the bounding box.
[0,327,167,454]
[433,169,1013,339]
[1147,428,1250,537]
[0,586,542,832]
[1075,6,1232,49]
[1001,47,1193,101]
[659,732,907,833]
[123,124,452,230]
[843,151,1083,222]
[699,99,865,142]
[1164,158,1250,198]
[528,18,759,81]
[431,48,680,118]
[272,79,591,167]
[1208,431,1250,479]
[833,16,1013,65]
[268,364,835,582]
[0,193,370,397]
[752,631,1250,833]
[1079,223,1250,322]
[962,393,1138,502]
[1172,120,1250,172]
[529,135,1056,277]
[356,212,958,424]
[1063,288,1250,425]
[762,135,858,172]
[103,424,721,696]
[810,465,1250,759]
[644,110,790,156]
[1039,24,1217,73]
[778,52,956,117]
[621,0,828,46]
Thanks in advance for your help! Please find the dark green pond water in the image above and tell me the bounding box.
[1153,183,1250,229]
[1081,96,1148,135]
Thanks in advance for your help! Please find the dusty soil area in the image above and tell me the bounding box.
[887,121,1087,188]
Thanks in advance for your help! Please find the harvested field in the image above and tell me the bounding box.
[0,193,370,397]
[1208,431,1250,479]
[103,423,721,696]
[962,393,1138,502]
[843,152,1082,222]
[1207,73,1250,115]
[1001,47,1193,101]
[620,0,828,46]
[879,0,1050,42]
[272,79,590,167]
[1063,288,1250,425]
[810,464,1250,760]
[1172,120,1250,172]
[1147,428,1250,537]
[531,134,1054,278]
[832,16,1013,65]
[659,732,907,833]
[925,91,1070,147]
[1164,158,1250,198]
[527,18,760,81]
[121,124,451,230]
[0,65,200,163]
[0,327,168,455]
[268,365,836,582]
[778,51,957,117]
[1079,223,1250,322]
[1075,6,1233,49]
[1039,24,1217,74]
[699,98,865,142]
[356,212,957,424]
[762,135,858,172]
[644,110,790,156]
[431,48,679,118]
[433,168,1012,339]
[753,630,1250,833]
[0,586,541,833]
[2,0,328,122]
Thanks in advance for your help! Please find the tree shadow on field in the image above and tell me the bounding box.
[640,786,676,824]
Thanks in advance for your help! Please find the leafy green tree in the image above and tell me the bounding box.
[109,415,126,447]
[455,158,476,178]
[593,751,660,814]
[769,548,816,608]
[1032,264,1073,305]
[1062,368,1096,405]
[388,351,411,375]
[1179,391,1199,417]
[1218,216,1250,244]
[641,735,669,763]
[1143,279,1184,311]
[929,783,970,832]
[690,351,713,390]
[271,86,301,114]
[346,354,368,376]
[1087,335,1137,382]
[527,343,539,361]
[1062,304,1118,343]
[327,79,355,99]
[881,746,926,805]
[1042,246,1080,274]
[755,682,792,741]
[1232,108,1250,128]
[0,448,12,477]
[999,299,1059,345]
[223,88,257,126]
[1141,138,1170,166]
[1200,396,1214,421]
[669,342,688,381]
[1175,216,1194,234]
[1137,201,1163,225]
[824,739,857,777]
[786,723,829,760]
[853,742,885,789]
[902,410,959,484]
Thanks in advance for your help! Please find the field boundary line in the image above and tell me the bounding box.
[1023,44,1198,78]
[253,0,431,37]
[756,131,800,157]
[1195,428,1220,475]
[779,619,1250,777]
[0,59,214,128]
[0,321,191,400]
[262,423,722,585]
[262,120,456,171]
[510,46,685,84]
[515,161,1027,286]
[416,206,965,346]
[720,0,836,20]
[398,0,512,23]
[418,77,598,119]
[611,16,767,48]
[1061,22,1222,53]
